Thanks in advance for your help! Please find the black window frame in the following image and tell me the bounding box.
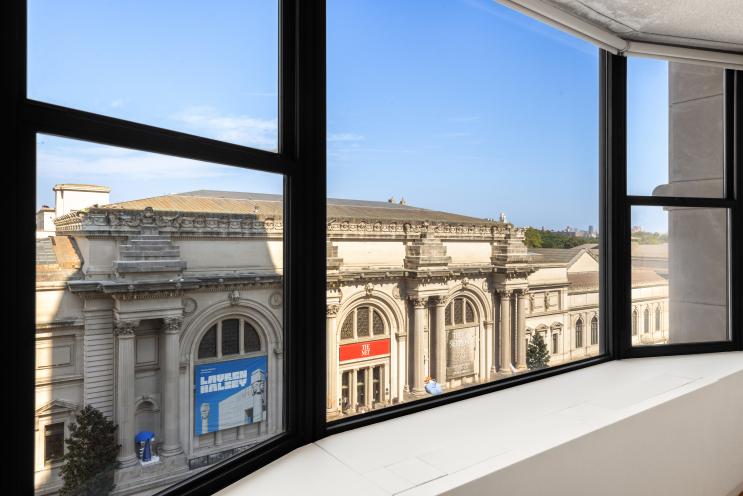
[9,2,743,495]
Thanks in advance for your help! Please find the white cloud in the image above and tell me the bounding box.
[37,145,234,182]
[172,106,278,150]
[328,133,365,143]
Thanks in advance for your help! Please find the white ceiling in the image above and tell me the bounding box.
[542,0,743,53]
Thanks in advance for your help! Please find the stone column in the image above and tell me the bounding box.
[431,296,447,384]
[410,297,428,394]
[517,290,529,369]
[160,317,183,457]
[326,304,339,414]
[483,320,493,379]
[115,320,138,468]
[497,290,512,374]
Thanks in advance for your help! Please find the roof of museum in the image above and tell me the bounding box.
[98,190,501,225]
[36,236,83,282]
[567,268,667,291]
[531,247,596,264]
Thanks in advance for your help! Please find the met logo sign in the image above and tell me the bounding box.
[339,339,390,362]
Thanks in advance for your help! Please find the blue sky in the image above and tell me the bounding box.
[30,0,669,232]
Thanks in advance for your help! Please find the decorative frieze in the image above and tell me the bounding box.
[54,206,283,238]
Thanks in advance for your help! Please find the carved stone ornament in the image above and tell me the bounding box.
[461,277,469,289]
[410,296,428,308]
[114,320,138,337]
[364,282,374,297]
[229,290,240,306]
[162,317,183,334]
[326,304,340,317]
[269,291,283,309]
[182,297,197,316]
[544,292,550,310]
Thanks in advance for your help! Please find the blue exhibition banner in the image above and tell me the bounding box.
[194,356,267,435]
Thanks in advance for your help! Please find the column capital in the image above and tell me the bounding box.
[409,296,428,308]
[114,320,139,337]
[518,288,530,297]
[326,304,340,317]
[162,317,183,334]
[497,289,513,298]
[429,295,447,306]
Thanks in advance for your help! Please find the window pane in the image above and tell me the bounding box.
[28,1,279,150]
[327,0,601,421]
[35,135,285,494]
[628,58,725,198]
[221,319,240,356]
[244,322,262,352]
[631,206,729,345]
[356,307,370,337]
[198,326,218,359]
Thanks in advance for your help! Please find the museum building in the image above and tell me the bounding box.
[34,185,668,494]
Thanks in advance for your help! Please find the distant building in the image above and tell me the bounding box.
[35,186,668,495]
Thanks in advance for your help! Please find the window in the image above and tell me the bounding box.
[33,136,286,494]
[575,318,584,348]
[28,0,279,150]
[326,0,602,423]
[627,58,734,347]
[44,423,65,464]
[591,316,599,345]
[15,1,743,494]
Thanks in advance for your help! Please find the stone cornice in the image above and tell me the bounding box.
[327,220,512,241]
[54,207,283,238]
[68,273,283,298]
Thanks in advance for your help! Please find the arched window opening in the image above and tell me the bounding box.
[590,316,598,345]
[655,306,661,331]
[445,297,477,328]
[632,309,638,336]
[644,308,650,334]
[575,318,584,348]
[339,306,388,341]
[196,318,264,360]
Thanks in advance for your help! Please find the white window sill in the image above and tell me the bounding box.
[219,351,743,496]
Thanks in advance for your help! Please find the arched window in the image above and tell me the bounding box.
[445,297,477,328]
[632,309,638,336]
[196,318,263,360]
[590,316,598,345]
[552,333,559,354]
[655,306,661,331]
[643,308,650,334]
[339,306,387,341]
[575,318,584,348]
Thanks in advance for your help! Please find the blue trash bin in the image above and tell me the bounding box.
[135,431,155,462]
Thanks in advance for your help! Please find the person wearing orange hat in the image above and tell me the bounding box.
[424,375,443,395]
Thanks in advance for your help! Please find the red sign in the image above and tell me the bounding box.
[339,339,390,362]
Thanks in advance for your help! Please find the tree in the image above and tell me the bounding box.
[60,405,120,496]
[524,228,543,248]
[526,332,550,370]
